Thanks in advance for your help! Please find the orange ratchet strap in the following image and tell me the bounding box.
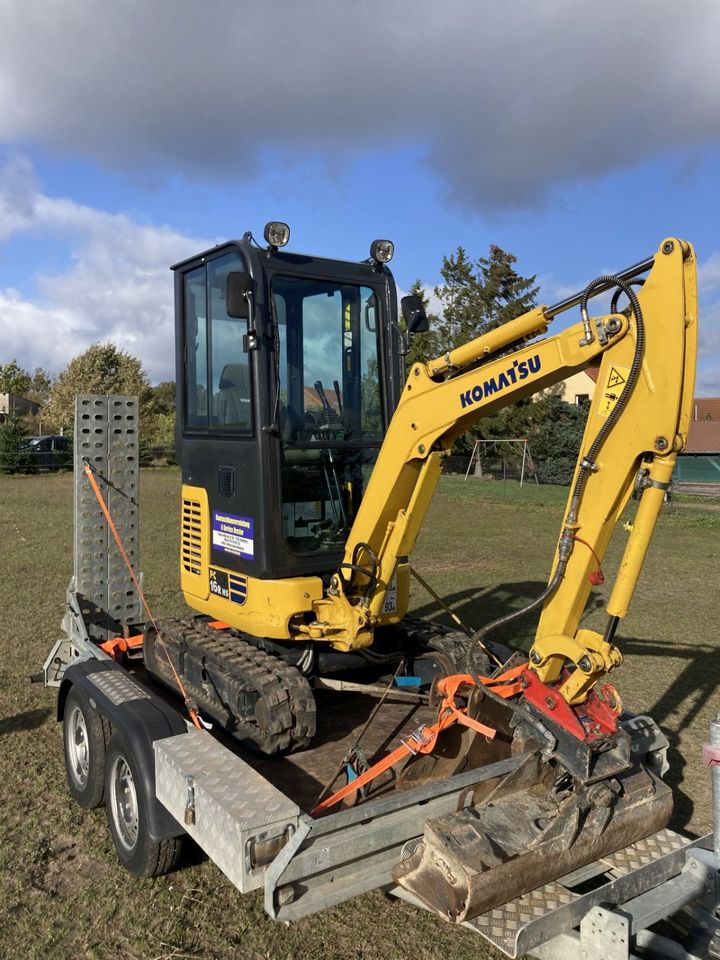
[311,662,526,815]
[83,462,203,731]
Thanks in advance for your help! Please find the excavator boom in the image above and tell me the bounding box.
[312,238,697,705]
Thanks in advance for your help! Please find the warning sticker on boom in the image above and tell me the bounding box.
[598,364,631,419]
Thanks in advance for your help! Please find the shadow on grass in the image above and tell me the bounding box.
[411,580,606,650]
[0,707,51,736]
[412,584,717,832]
[617,635,720,831]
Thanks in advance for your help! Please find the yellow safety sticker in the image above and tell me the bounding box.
[598,364,631,418]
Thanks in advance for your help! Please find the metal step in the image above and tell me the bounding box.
[154,730,300,893]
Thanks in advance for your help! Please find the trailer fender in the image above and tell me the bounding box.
[59,659,188,842]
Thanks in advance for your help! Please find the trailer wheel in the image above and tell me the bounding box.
[104,734,182,878]
[63,686,110,809]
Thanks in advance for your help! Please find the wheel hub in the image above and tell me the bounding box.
[67,705,90,786]
[111,757,139,851]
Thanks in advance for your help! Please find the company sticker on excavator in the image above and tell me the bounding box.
[598,364,631,419]
[212,510,254,558]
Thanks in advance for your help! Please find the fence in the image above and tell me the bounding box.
[674,454,720,484]
[4,442,720,496]
[0,445,176,474]
[444,449,720,496]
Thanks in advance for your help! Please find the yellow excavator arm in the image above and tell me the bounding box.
[305,238,697,715]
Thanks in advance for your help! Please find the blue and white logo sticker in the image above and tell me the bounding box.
[212,511,254,558]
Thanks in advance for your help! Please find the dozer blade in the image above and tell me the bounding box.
[392,751,672,923]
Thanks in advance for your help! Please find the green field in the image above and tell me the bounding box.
[1,469,718,959]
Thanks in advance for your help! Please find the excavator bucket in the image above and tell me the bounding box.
[392,750,673,922]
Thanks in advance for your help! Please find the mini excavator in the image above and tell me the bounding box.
[139,227,696,918]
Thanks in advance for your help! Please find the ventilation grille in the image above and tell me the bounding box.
[218,465,235,498]
[181,498,203,575]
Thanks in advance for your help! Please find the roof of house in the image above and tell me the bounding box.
[0,393,41,415]
[694,398,720,422]
[303,386,340,412]
[686,420,720,454]
[586,365,600,383]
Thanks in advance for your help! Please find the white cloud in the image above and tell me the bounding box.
[698,253,720,293]
[0,160,206,380]
[2,157,719,397]
[0,2,718,212]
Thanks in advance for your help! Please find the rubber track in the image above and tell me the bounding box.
[384,618,469,666]
[147,618,316,755]
[388,619,499,675]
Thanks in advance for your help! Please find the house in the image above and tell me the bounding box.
[0,393,41,423]
[556,365,600,406]
[692,397,720,422]
[535,365,600,406]
[686,419,720,454]
[676,397,720,488]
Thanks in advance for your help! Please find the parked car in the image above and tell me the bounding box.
[22,435,72,470]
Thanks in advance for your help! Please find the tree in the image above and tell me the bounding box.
[43,343,151,436]
[432,244,539,354]
[29,367,53,403]
[473,392,588,484]
[0,360,32,397]
[476,245,539,331]
[417,244,540,453]
[0,417,28,474]
[142,380,177,458]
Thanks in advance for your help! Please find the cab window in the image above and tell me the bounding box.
[183,250,252,433]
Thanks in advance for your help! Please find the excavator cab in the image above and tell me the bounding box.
[171,225,409,624]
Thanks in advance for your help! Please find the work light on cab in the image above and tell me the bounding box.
[370,239,394,263]
[264,221,290,249]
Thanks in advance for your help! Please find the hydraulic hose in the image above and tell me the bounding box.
[567,275,645,523]
[610,278,644,315]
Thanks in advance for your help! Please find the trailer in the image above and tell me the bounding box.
[42,397,720,959]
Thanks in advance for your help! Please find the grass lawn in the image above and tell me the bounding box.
[0,468,718,959]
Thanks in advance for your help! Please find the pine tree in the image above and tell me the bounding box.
[433,247,479,351]
[432,244,539,352]
[428,244,540,456]
[476,245,539,331]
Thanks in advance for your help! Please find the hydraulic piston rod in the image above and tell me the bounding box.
[544,255,655,319]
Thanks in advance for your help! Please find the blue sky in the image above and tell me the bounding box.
[1,1,719,393]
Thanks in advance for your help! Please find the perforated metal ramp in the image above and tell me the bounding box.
[73,395,141,639]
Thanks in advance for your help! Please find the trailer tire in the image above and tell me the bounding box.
[63,686,110,809]
[104,733,182,878]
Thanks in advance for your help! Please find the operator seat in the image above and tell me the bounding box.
[217,364,251,429]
